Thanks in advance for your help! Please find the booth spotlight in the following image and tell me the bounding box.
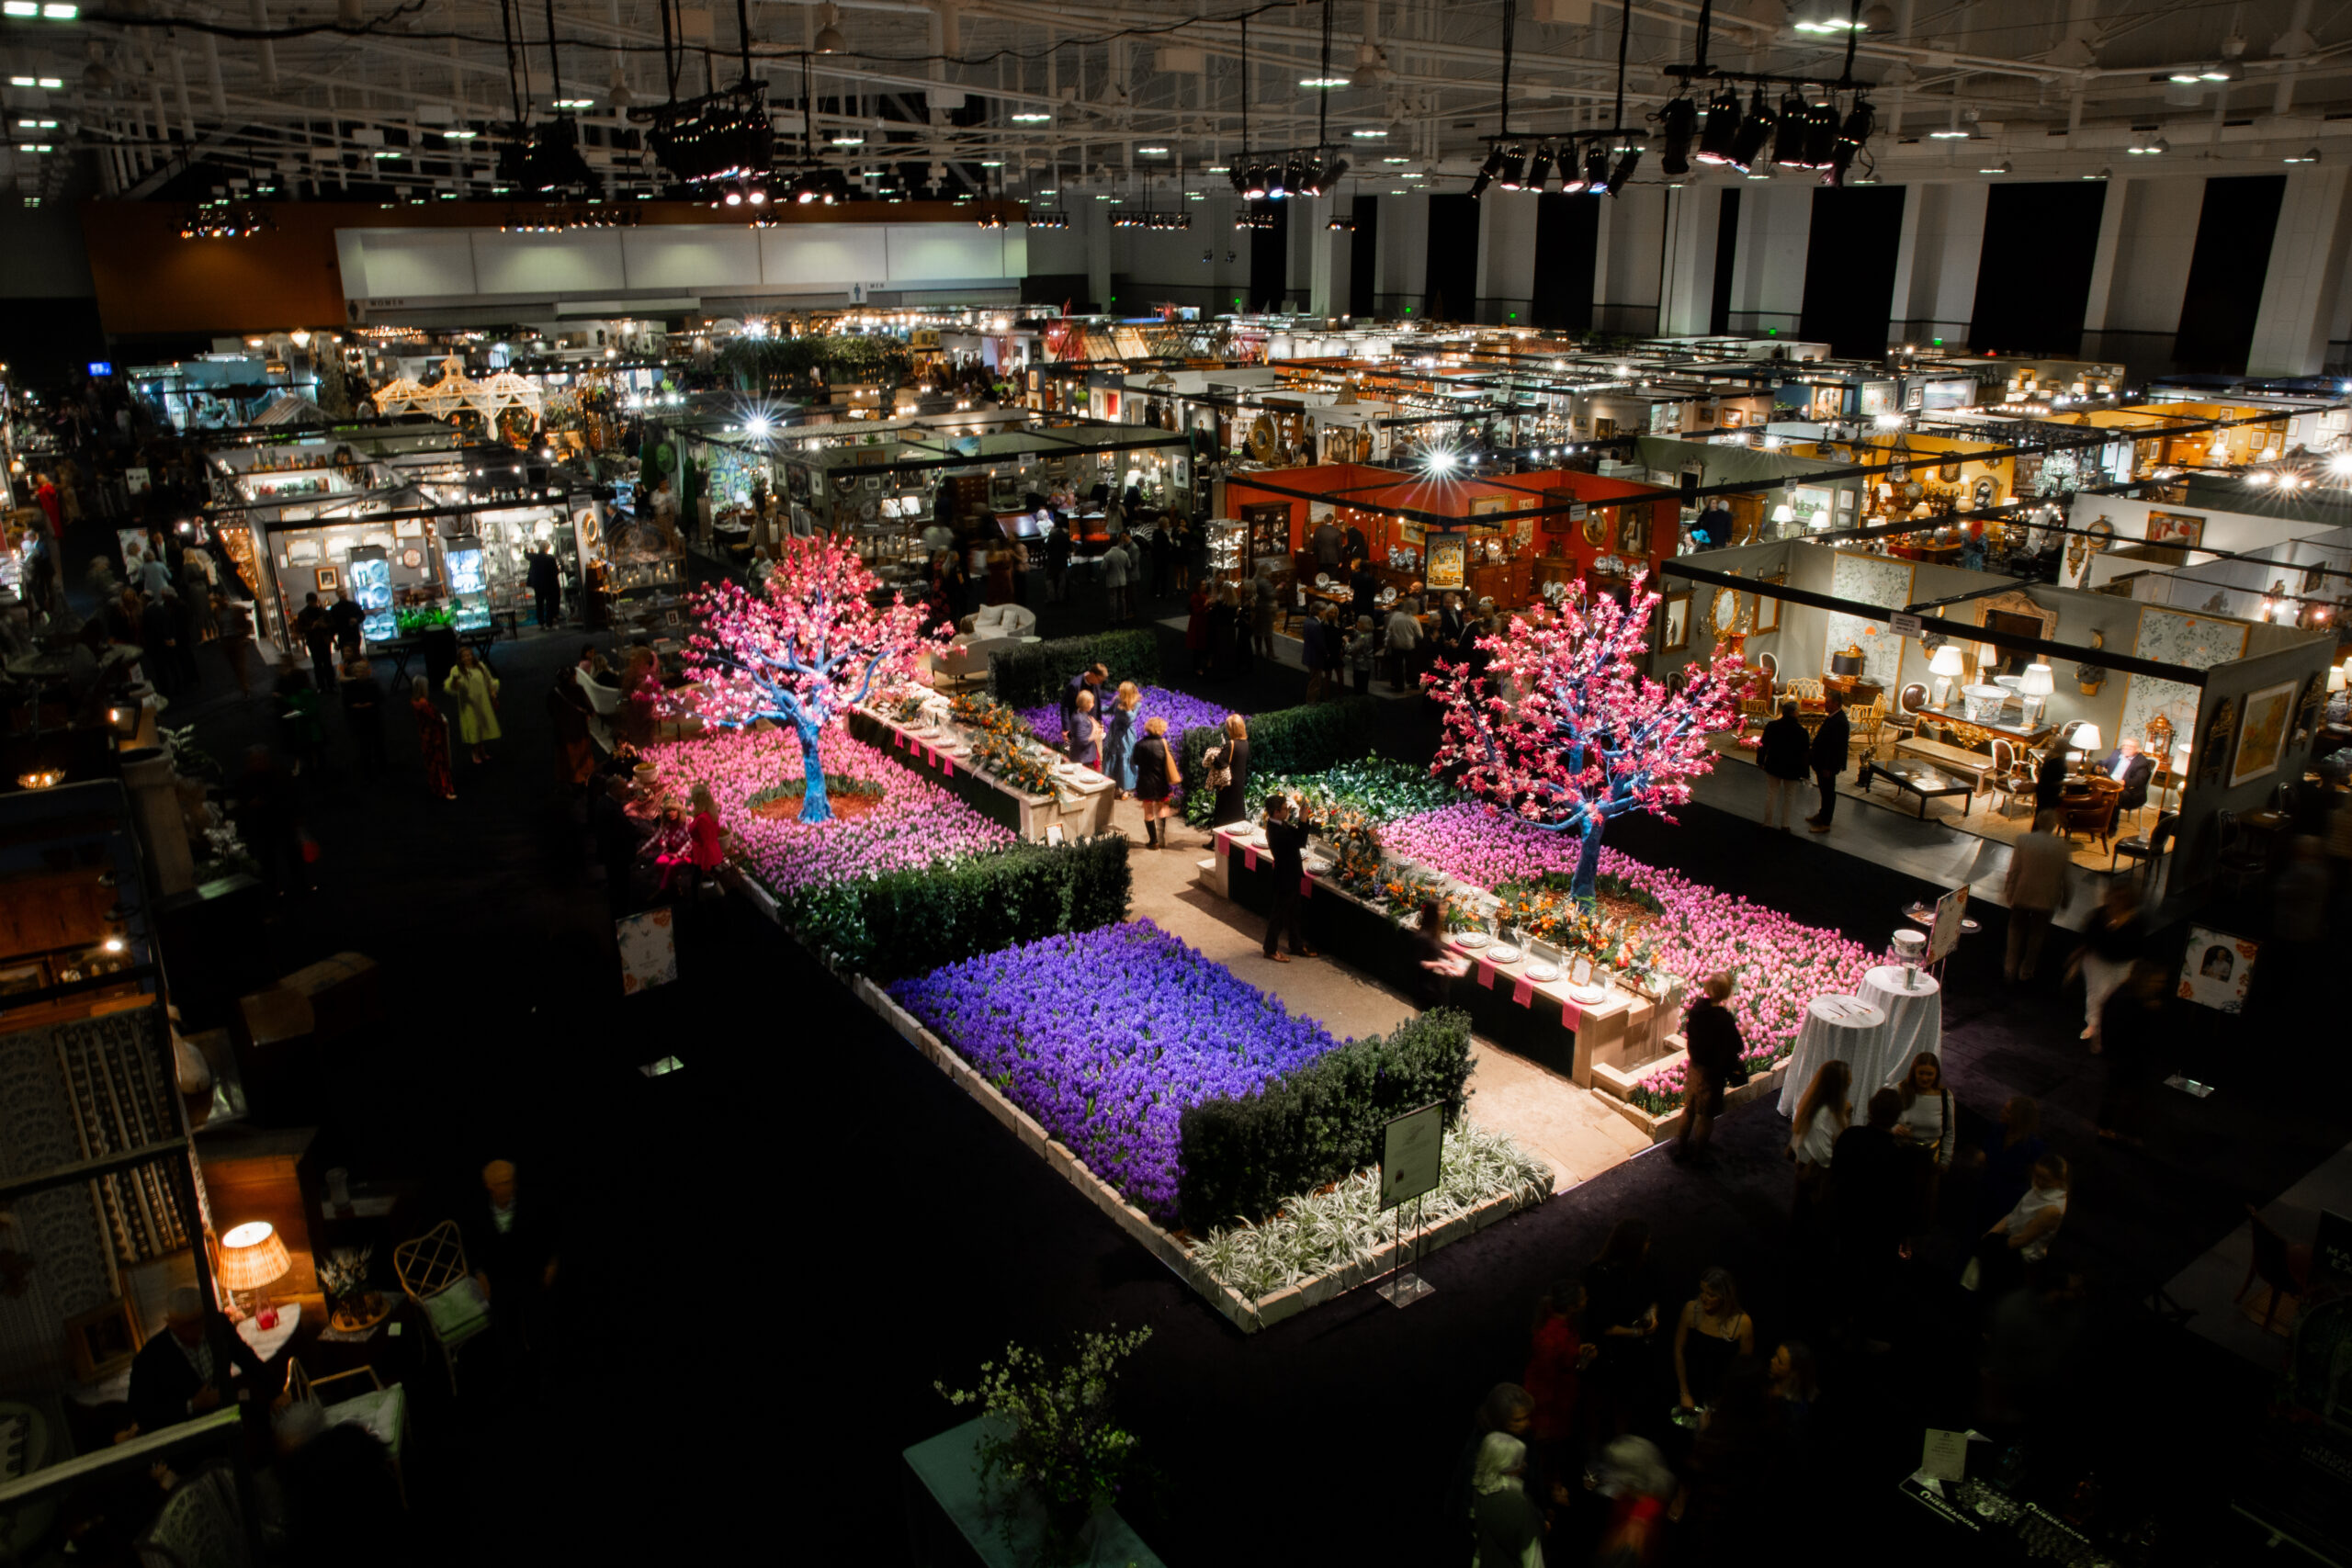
[1696,86,1743,164]
[1727,87,1775,171]
[1524,143,1555,190]
[1468,165,1495,197]
[1478,144,1508,181]
[1498,145,1529,190]
[1826,97,1875,182]
[1422,446,1460,475]
[1657,96,1698,177]
[1241,163,1270,199]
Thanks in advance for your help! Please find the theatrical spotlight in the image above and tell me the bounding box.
[1559,142,1590,194]
[1696,86,1743,164]
[1498,145,1529,190]
[1826,97,1875,184]
[1582,141,1611,191]
[1727,87,1775,172]
[1470,142,1506,197]
[1800,100,1841,168]
[1771,92,1810,165]
[1605,144,1641,196]
[1657,96,1698,177]
[1525,144,1555,190]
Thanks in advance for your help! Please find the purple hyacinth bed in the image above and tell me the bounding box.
[888,919,1343,1221]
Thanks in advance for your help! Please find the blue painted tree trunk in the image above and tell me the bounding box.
[1571,814,1606,902]
[797,716,831,823]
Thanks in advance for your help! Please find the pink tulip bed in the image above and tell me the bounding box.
[639,725,1016,898]
[1381,803,1881,1105]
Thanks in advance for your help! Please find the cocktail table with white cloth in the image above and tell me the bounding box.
[1853,964,1943,1096]
[1776,995,1892,1116]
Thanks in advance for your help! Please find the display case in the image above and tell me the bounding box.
[347,547,396,643]
[443,535,492,634]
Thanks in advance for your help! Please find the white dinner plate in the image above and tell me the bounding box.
[1487,944,1522,964]
[1454,932,1490,949]
[1525,963,1560,984]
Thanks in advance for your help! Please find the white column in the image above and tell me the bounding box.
[2078,173,2130,346]
[1885,179,1927,341]
[1384,194,1430,315]
[2248,165,2352,377]
[1657,184,1720,337]
[1307,195,1338,316]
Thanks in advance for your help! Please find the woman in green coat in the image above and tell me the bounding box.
[443,648,502,764]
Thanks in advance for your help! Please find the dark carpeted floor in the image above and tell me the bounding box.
[116,548,2339,1565]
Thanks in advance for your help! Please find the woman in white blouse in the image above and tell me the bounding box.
[1970,1154,2070,1295]
[1788,1059,1851,1224]
[1894,1053,1957,1228]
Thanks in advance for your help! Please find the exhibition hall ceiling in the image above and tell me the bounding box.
[4,1,2350,209]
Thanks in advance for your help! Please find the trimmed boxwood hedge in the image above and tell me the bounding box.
[780,835,1132,983]
[988,629,1162,706]
[1180,697,1381,824]
[1175,1007,1474,1233]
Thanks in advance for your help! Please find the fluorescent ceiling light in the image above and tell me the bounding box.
[1351,128,1385,139]
[1928,129,1969,139]
[1011,112,1051,123]
[1300,76,1350,88]
[1136,145,1168,154]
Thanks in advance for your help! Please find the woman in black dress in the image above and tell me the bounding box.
[1206,584,1237,679]
[1204,713,1250,832]
[1132,715,1177,848]
[1581,1219,1661,1440]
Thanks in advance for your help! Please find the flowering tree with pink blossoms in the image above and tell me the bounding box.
[672,535,946,824]
[1425,572,1743,901]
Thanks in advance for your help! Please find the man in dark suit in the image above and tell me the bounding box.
[2099,739,2155,815]
[1806,692,1850,832]
[129,1286,269,1435]
[1261,794,1319,964]
[460,1158,560,1355]
[1832,1089,1912,1270]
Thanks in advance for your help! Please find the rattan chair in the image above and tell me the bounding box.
[392,1221,492,1398]
[134,1461,246,1568]
[1782,675,1825,705]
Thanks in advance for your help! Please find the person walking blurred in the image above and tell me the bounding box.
[1758,700,1810,831]
[1805,692,1849,832]
[2004,809,2073,982]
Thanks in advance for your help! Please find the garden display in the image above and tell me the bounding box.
[1426,574,1741,897]
[638,725,1013,897]
[663,531,945,822]
[1014,685,1230,791]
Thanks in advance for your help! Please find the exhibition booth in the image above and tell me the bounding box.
[1668,538,2338,894]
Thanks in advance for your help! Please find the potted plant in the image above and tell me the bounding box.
[316,1246,384,1331]
[936,1325,1153,1565]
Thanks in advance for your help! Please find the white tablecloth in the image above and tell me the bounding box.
[1854,964,1943,1097]
[233,1300,300,1361]
[1777,994,1891,1116]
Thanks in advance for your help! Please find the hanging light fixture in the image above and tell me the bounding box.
[1726,86,1775,172]
[1657,96,1698,176]
[1695,85,1743,164]
[1524,143,1555,190]
[1770,91,1810,165]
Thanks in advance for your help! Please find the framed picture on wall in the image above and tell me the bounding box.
[2145,511,2206,547]
[2230,679,2299,787]
[1755,571,1785,635]
[1426,535,1467,592]
[64,1299,142,1382]
[314,566,339,593]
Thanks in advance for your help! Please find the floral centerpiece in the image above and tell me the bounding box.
[888,920,1348,1222]
[316,1245,385,1329]
[936,1325,1153,1565]
[638,725,1012,898]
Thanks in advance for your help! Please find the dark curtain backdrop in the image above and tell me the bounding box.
[1709,188,1741,336]
[1424,194,1479,323]
[2174,175,2287,373]
[1348,197,1379,319]
[1248,200,1289,311]
[1530,193,1599,332]
[1799,185,1906,358]
[1968,182,2107,355]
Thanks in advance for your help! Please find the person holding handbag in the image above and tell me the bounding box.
[1204,713,1249,835]
[1131,715,1178,848]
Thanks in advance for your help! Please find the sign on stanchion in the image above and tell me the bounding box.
[1928,886,1969,971]
[1376,1103,1444,1308]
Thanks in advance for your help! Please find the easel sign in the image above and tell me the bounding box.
[1376,1103,1444,1308]
[1928,886,1969,966]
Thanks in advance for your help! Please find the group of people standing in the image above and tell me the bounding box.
[1056,662,1189,849]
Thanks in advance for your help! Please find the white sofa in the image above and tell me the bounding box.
[933,602,1039,682]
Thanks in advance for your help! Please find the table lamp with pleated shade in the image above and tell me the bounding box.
[218,1221,291,1310]
[2018,661,2054,726]
[1928,644,1965,707]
